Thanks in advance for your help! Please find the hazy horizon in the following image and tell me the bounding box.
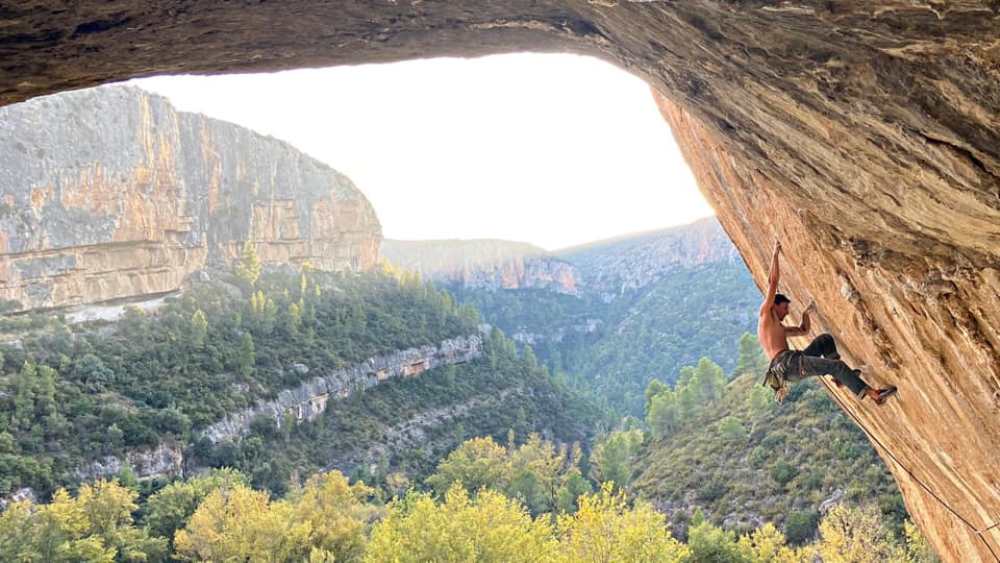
[135,53,713,250]
[380,213,718,254]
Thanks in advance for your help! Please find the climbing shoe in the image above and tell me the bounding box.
[874,386,898,406]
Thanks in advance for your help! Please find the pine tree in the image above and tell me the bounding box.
[191,309,208,350]
[235,240,262,287]
[238,333,255,379]
[735,332,768,379]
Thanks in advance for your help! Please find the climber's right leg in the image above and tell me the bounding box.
[800,356,897,405]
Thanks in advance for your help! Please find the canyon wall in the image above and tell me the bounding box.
[0,86,381,310]
[2,2,1000,560]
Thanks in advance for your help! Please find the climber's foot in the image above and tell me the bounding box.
[873,386,898,406]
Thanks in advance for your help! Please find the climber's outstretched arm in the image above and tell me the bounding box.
[759,240,781,316]
[786,301,815,337]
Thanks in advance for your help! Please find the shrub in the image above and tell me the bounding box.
[770,461,797,487]
[784,509,820,545]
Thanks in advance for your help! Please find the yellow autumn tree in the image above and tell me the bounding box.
[174,485,307,561]
[235,240,262,287]
[555,482,689,563]
[736,522,802,563]
[365,486,558,562]
[175,471,374,562]
[808,504,908,563]
[425,436,511,496]
[0,481,166,562]
[285,471,378,562]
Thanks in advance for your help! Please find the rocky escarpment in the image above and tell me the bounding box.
[202,335,483,443]
[382,239,579,295]
[66,335,482,484]
[74,442,185,483]
[2,2,1000,560]
[0,85,381,310]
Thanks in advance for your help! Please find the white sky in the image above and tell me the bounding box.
[134,53,712,251]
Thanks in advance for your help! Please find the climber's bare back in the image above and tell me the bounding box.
[758,311,788,360]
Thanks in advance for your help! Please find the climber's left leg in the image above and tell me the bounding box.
[799,355,868,399]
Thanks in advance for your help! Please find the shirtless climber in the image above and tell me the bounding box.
[758,240,897,404]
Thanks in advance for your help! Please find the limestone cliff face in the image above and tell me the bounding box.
[201,335,483,444]
[0,86,381,310]
[558,218,741,300]
[3,2,1000,559]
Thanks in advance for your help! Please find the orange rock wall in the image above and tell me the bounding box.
[0,86,381,310]
[657,92,1000,562]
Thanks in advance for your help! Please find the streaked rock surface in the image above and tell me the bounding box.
[0,86,381,310]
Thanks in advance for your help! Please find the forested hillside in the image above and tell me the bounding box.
[415,218,760,416]
[632,356,904,544]
[0,250,602,502]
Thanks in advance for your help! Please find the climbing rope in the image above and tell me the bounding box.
[817,377,1000,561]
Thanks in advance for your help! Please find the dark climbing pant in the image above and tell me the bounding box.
[776,333,870,399]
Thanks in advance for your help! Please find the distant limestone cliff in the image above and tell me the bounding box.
[558,217,742,299]
[384,217,739,299]
[381,239,579,295]
[0,85,381,310]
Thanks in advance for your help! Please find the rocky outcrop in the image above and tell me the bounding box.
[0,86,381,310]
[3,2,1000,559]
[74,442,184,483]
[382,239,580,295]
[201,335,483,443]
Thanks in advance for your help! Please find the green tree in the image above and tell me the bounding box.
[144,468,248,544]
[238,332,255,379]
[691,357,726,404]
[747,384,775,416]
[685,519,748,563]
[589,429,643,491]
[235,240,262,287]
[734,332,768,379]
[286,302,303,337]
[647,390,680,440]
[190,309,208,350]
[719,415,747,441]
[644,378,670,411]
[425,436,510,496]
